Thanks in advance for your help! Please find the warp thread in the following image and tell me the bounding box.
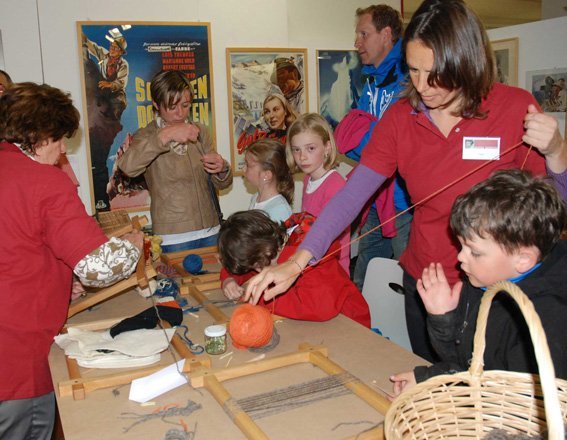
[222,372,359,420]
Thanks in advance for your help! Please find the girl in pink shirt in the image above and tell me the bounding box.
[286,113,351,275]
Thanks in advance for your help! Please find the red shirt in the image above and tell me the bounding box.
[0,143,108,400]
[221,213,370,327]
[361,83,546,284]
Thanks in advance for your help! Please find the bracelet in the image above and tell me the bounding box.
[288,258,303,274]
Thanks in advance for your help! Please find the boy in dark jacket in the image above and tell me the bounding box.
[391,169,567,396]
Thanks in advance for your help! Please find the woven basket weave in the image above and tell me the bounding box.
[385,281,567,439]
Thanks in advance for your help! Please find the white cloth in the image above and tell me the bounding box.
[54,327,175,369]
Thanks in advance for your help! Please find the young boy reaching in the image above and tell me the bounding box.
[392,169,567,396]
[219,210,370,327]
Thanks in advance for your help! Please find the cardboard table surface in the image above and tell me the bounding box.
[50,287,426,439]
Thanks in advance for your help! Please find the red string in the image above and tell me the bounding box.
[292,140,528,278]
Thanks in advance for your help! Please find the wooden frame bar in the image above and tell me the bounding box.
[180,283,230,324]
[189,343,390,440]
[67,264,157,318]
[58,318,211,400]
[160,245,219,266]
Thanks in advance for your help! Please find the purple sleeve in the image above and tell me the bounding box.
[547,166,567,203]
[300,164,387,261]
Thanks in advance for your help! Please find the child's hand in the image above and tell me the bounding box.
[390,371,416,398]
[417,262,462,315]
[222,277,243,300]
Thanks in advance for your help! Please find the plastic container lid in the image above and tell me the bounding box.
[204,325,227,337]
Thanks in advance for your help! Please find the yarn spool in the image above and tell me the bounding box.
[229,304,274,349]
[182,254,203,274]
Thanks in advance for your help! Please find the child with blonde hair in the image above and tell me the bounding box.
[244,138,294,222]
[286,113,350,274]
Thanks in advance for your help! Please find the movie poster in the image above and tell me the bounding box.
[226,48,308,175]
[316,50,362,129]
[77,22,214,213]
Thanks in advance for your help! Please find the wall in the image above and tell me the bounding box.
[0,0,396,218]
[487,16,567,137]
[2,3,565,219]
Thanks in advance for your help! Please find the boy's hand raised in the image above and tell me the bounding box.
[417,262,462,315]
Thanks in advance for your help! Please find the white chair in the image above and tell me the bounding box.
[361,257,412,351]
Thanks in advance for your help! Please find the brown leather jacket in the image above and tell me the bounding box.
[117,121,232,235]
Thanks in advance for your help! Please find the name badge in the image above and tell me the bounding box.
[462,137,500,160]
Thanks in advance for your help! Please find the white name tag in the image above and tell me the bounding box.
[462,137,500,160]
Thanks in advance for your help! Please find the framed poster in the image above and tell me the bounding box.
[316,50,362,129]
[77,21,215,213]
[491,38,518,87]
[226,48,308,175]
[526,67,567,114]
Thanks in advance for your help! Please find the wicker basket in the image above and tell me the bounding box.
[385,281,567,439]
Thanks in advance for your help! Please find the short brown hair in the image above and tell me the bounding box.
[286,112,338,173]
[150,70,194,110]
[218,210,287,274]
[450,169,565,259]
[0,82,79,155]
[356,4,403,43]
[247,138,295,205]
[401,0,495,118]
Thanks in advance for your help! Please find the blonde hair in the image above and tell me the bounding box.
[286,113,338,174]
[262,93,298,129]
[247,138,294,204]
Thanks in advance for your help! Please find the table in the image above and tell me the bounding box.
[49,287,426,440]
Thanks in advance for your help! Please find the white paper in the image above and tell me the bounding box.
[129,359,187,403]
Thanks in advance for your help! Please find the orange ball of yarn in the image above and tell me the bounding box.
[229,304,273,349]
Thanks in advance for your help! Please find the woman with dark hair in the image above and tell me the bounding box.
[118,70,233,252]
[244,0,567,362]
[0,83,141,439]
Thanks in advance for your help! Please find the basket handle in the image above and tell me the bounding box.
[469,280,564,439]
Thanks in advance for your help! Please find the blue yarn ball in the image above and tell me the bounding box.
[183,254,203,274]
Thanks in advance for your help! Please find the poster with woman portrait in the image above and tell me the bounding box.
[226,48,308,174]
[77,21,214,213]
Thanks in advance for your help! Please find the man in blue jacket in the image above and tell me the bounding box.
[341,5,412,290]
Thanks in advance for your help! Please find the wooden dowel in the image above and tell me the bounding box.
[308,349,391,415]
[204,374,269,440]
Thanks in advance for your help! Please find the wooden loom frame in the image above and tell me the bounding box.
[189,343,391,440]
[67,212,157,318]
[161,245,221,289]
[58,317,211,400]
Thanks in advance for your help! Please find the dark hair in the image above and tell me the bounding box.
[0,82,79,155]
[356,4,403,43]
[247,138,295,204]
[450,169,565,259]
[402,0,495,118]
[150,70,194,110]
[0,69,13,85]
[218,210,287,274]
